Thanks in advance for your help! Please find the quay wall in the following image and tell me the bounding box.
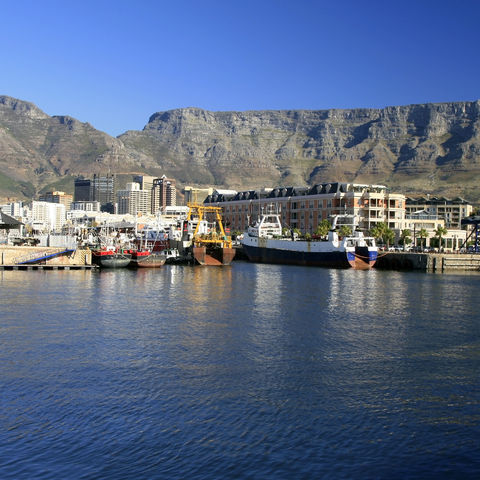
[0,246,92,266]
[375,252,480,272]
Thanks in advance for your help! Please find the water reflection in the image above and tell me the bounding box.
[1,266,479,480]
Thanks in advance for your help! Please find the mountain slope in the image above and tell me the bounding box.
[1,95,479,202]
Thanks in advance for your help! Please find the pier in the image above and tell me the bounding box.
[375,252,480,272]
[0,246,95,270]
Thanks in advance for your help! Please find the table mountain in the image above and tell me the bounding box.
[1,95,479,202]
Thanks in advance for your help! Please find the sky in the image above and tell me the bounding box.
[1,0,479,137]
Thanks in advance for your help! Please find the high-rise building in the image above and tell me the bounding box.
[38,191,73,211]
[117,182,151,215]
[92,174,116,206]
[74,178,92,202]
[152,175,176,212]
[74,174,116,212]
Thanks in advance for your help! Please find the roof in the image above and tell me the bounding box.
[461,216,480,226]
[0,211,23,229]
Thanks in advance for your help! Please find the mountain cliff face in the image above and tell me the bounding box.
[1,95,479,202]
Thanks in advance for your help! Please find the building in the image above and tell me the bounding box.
[74,178,92,202]
[0,201,24,218]
[117,182,151,215]
[405,196,473,229]
[92,174,116,210]
[152,175,176,212]
[70,201,101,212]
[205,182,406,235]
[133,175,156,193]
[75,174,116,212]
[31,201,66,233]
[38,191,73,211]
[183,186,214,205]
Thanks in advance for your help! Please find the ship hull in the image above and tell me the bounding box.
[241,242,377,269]
[193,246,236,266]
[131,252,166,268]
[92,251,132,268]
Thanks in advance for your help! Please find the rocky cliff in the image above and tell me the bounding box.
[1,95,479,202]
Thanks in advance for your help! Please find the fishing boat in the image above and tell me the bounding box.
[241,207,377,269]
[90,225,134,268]
[129,249,166,268]
[91,248,132,268]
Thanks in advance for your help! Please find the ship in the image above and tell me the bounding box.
[240,207,377,269]
[185,203,236,266]
[129,250,166,268]
[91,248,132,268]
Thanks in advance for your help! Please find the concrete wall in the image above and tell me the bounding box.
[0,246,92,265]
[376,252,480,271]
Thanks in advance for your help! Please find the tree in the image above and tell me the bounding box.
[338,225,352,237]
[434,225,448,251]
[315,219,331,239]
[400,229,412,249]
[418,228,428,249]
[370,222,395,247]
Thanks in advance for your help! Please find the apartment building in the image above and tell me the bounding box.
[205,182,406,234]
[152,175,177,212]
[117,182,151,215]
[405,196,472,229]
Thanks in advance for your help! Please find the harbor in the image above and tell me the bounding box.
[2,243,480,272]
[2,262,479,479]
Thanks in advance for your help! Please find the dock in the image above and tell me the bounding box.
[375,252,480,272]
[0,246,95,271]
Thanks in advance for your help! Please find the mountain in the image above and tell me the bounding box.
[1,95,480,202]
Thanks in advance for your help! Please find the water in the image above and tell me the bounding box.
[1,264,479,479]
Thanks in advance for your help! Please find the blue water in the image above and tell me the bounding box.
[1,264,479,479]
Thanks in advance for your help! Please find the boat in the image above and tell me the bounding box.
[91,248,132,268]
[90,225,134,268]
[186,203,236,265]
[163,248,189,264]
[129,249,166,268]
[240,207,377,269]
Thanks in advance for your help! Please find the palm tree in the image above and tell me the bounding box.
[400,229,412,250]
[370,222,394,248]
[418,228,428,250]
[315,219,331,239]
[434,225,448,251]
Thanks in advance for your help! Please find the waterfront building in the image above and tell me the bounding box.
[205,182,406,235]
[405,196,472,229]
[404,208,469,250]
[38,191,73,211]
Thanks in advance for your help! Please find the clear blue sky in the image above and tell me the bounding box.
[1,0,479,136]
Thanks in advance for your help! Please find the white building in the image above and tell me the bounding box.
[31,201,66,233]
[117,182,151,215]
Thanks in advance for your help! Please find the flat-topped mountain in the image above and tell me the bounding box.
[1,95,479,202]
